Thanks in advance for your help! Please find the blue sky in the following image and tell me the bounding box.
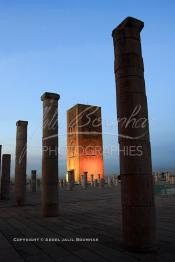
[0,0,175,176]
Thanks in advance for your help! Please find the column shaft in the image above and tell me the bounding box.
[15,120,28,206]
[41,92,60,217]
[1,154,11,200]
[90,174,94,186]
[112,17,156,250]
[81,172,88,189]
[67,170,75,190]
[31,170,37,192]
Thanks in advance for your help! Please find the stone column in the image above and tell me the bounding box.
[94,179,98,188]
[41,92,60,217]
[97,174,101,183]
[31,170,37,192]
[37,178,41,191]
[81,171,88,189]
[0,154,11,200]
[112,17,156,251]
[90,174,94,186]
[67,170,75,190]
[99,178,105,189]
[15,120,28,206]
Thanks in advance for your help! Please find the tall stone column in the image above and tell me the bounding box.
[15,120,28,206]
[0,154,11,200]
[112,17,156,250]
[31,170,37,192]
[41,92,60,217]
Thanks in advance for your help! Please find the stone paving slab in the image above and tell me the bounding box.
[0,185,175,261]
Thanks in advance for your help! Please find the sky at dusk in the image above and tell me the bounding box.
[0,0,175,177]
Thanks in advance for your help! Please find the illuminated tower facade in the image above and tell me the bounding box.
[67,104,104,183]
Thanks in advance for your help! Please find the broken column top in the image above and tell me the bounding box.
[31,170,37,174]
[112,16,144,36]
[41,92,60,101]
[16,120,28,126]
[2,154,11,157]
